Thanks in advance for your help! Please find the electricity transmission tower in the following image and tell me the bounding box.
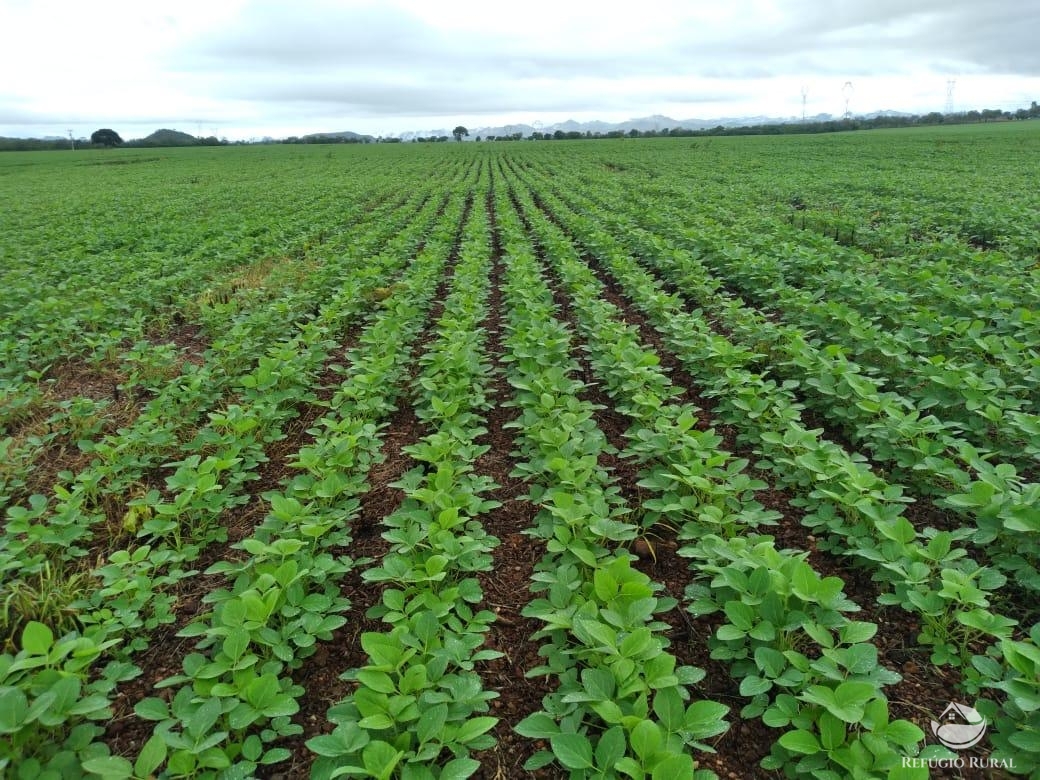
[842,81,854,120]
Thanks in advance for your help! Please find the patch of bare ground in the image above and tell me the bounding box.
[0,358,143,523]
[45,356,128,404]
[6,322,214,507]
[146,320,210,369]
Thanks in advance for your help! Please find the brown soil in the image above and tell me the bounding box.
[470,186,558,778]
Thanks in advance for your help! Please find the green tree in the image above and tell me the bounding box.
[90,128,123,147]
[452,125,469,142]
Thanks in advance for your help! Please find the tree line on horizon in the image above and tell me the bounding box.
[2,102,1037,151]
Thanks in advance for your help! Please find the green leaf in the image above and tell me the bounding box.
[362,633,405,667]
[514,712,560,739]
[362,740,403,779]
[222,628,250,661]
[21,621,53,655]
[550,732,594,770]
[740,676,772,697]
[723,601,755,631]
[135,734,168,777]
[754,646,787,678]
[577,618,617,651]
[356,669,397,695]
[245,673,280,709]
[620,628,653,658]
[716,625,745,642]
[260,747,292,765]
[1008,730,1040,752]
[802,621,835,650]
[595,726,626,770]
[651,753,695,780]
[591,700,624,724]
[884,719,925,749]
[522,750,557,771]
[241,735,263,761]
[81,755,134,778]
[684,700,730,732]
[307,735,348,758]
[454,716,497,745]
[790,562,819,601]
[358,713,394,730]
[957,608,1016,638]
[653,686,685,731]
[439,757,480,780]
[616,756,643,778]
[839,622,878,645]
[630,719,663,760]
[417,703,448,744]
[582,667,616,701]
[0,689,28,733]
[818,712,846,751]
[844,644,879,676]
[832,681,876,723]
[593,566,618,602]
[134,697,169,721]
[887,762,930,780]
[778,729,821,755]
[307,723,370,758]
[187,697,222,740]
[762,706,791,728]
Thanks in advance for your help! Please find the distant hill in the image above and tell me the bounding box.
[129,129,223,147]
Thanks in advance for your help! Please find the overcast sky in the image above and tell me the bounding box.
[2,0,1038,140]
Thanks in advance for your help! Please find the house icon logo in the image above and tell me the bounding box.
[930,702,988,750]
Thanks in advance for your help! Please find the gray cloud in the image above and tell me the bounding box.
[176,0,1040,110]
[2,0,1036,138]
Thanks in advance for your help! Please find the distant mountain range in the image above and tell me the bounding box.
[390,111,914,140]
[300,130,375,142]
[0,108,925,151]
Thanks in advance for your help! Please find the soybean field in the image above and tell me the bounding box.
[2,123,1039,780]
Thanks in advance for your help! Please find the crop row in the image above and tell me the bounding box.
[494,170,732,779]
[307,177,503,779]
